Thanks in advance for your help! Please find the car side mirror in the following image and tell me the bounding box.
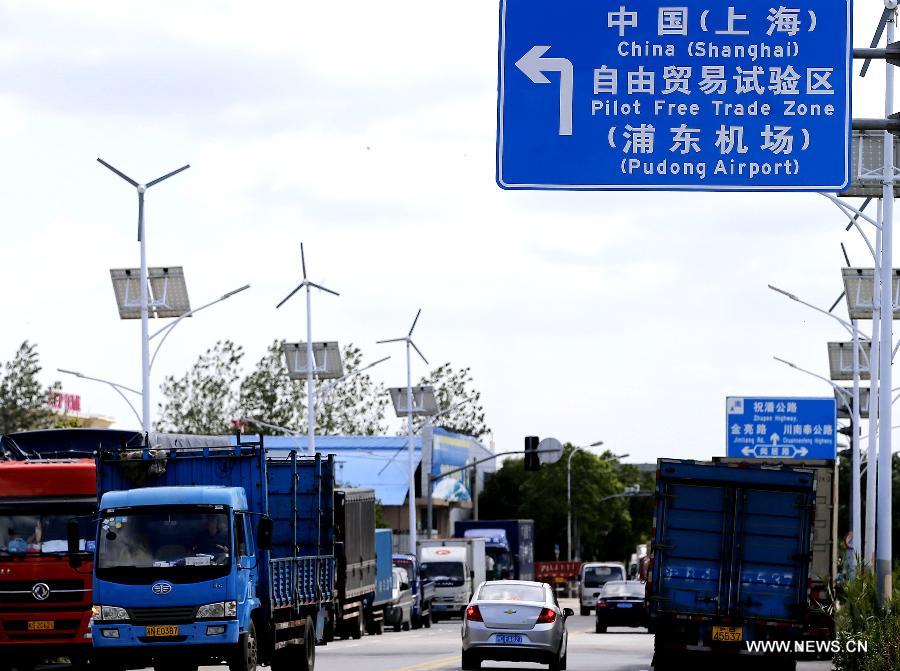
[563,608,574,618]
[66,520,83,568]
[257,517,273,552]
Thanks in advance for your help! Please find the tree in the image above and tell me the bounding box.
[239,340,305,430]
[314,344,388,435]
[0,341,60,434]
[417,363,488,438]
[155,340,244,434]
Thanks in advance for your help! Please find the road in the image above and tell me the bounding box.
[189,603,833,671]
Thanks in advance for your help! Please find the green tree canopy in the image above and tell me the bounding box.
[417,363,488,438]
[0,341,60,434]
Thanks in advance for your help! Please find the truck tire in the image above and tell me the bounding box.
[423,611,432,628]
[351,608,363,640]
[301,617,316,671]
[228,620,258,671]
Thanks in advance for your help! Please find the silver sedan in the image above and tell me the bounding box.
[461,580,572,671]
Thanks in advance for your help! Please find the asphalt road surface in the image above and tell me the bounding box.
[183,602,833,671]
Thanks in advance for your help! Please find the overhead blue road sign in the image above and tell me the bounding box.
[726,396,837,460]
[497,0,851,190]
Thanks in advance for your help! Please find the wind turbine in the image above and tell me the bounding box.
[378,309,431,554]
[276,243,339,452]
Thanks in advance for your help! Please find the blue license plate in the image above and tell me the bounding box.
[495,634,524,644]
[617,603,634,608]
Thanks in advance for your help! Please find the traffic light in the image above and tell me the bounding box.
[524,436,540,471]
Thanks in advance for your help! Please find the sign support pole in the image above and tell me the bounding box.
[865,203,882,568]
[876,7,896,604]
[851,319,862,568]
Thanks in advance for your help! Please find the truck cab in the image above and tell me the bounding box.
[419,538,486,621]
[0,459,96,669]
[90,486,263,670]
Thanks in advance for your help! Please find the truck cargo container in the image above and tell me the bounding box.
[0,459,96,669]
[454,519,534,581]
[84,434,334,671]
[327,488,376,641]
[648,459,817,670]
[364,528,393,635]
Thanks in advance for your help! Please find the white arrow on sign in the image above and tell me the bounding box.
[515,45,574,136]
[793,446,809,457]
[741,446,755,457]
[770,433,781,445]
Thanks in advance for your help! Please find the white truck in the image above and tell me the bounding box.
[418,537,487,621]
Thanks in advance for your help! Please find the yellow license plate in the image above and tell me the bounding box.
[27,620,54,631]
[712,626,743,642]
[145,625,179,637]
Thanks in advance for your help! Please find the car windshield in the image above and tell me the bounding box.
[0,505,95,556]
[601,581,644,598]
[479,584,545,602]
[421,561,464,584]
[584,565,624,587]
[97,508,230,569]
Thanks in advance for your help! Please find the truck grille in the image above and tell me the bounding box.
[127,606,197,624]
[0,579,88,603]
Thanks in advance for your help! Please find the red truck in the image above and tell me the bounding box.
[0,459,96,669]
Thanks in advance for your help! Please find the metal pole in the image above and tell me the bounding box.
[427,473,433,540]
[566,447,579,562]
[138,188,150,434]
[851,319,862,568]
[866,201,883,568]
[406,341,417,555]
[472,459,479,520]
[305,282,316,453]
[877,10,896,603]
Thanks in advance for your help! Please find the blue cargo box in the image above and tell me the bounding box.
[374,529,393,606]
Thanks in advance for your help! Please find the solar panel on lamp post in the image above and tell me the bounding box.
[99,158,190,434]
[379,309,433,555]
[276,243,340,453]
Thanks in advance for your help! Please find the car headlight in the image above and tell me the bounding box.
[93,605,129,621]
[197,601,237,619]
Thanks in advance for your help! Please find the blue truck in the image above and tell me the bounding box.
[454,519,535,581]
[391,553,433,629]
[648,459,818,671]
[78,434,335,671]
[365,528,393,635]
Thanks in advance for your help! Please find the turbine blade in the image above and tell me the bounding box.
[410,340,429,365]
[97,157,139,187]
[276,283,305,309]
[846,197,873,231]
[146,164,190,187]
[841,242,852,267]
[307,281,340,296]
[408,308,422,336]
[301,242,307,280]
[829,292,846,314]
[862,8,892,76]
[376,337,407,344]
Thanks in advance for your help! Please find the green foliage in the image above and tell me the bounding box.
[0,341,60,434]
[478,446,650,561]
[157,340,389,436]
[155,340,245,434]
[833,568,900,671]
[417,363,488,438]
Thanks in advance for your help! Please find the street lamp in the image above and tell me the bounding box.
[99,157,190,433]
[379,309,433,555]
[57,368,142,427]
[768,283,868,562]
[276,243,339,453]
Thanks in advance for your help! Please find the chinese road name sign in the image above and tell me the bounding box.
[497,0,851,190]
[726,396,837,460]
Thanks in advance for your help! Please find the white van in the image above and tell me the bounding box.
[578,562,626,615]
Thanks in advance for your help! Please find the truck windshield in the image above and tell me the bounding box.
[420,561,465,586]
[96,508,231,580]
[486,548,512,579]
[0,504,95,557]
[584,565,624,587]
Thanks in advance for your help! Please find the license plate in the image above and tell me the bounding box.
[617,603,634,608]
[495,634,524,644]
[145,625,179,637]
[712,626,743,642]
[27,620,54,631]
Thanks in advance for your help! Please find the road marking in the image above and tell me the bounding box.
[387,653,459,671]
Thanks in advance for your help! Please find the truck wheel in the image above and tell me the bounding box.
[461,650,480,671]
[301,617,316,671]
[423,611,432,628]
[351,609,363,640]
[228,620,258,671]
[411,613,421,630]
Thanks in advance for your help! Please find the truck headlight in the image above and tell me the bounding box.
[93,605,129,621]
[197,601,237,619]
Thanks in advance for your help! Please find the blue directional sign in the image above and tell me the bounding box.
[497,0,851,190]
[726,396,837,460]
